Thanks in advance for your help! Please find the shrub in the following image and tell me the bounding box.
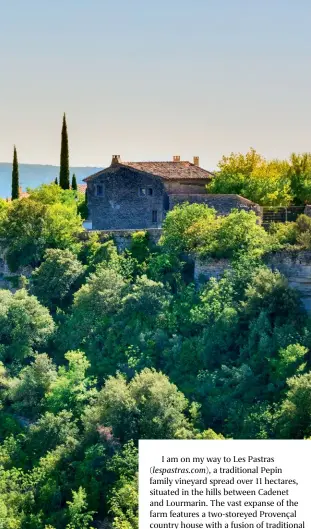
[31,249,85,310]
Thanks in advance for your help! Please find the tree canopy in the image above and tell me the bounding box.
[207,148,311,206]
[0,179,310,528]
[0,188,83,271]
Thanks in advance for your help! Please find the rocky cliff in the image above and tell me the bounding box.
[194,250,311,312]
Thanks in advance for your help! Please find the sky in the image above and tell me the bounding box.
[0,0,310,170]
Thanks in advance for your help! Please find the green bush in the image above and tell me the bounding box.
[31,249,85,310]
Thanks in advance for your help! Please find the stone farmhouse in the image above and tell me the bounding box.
[84,155,261,230]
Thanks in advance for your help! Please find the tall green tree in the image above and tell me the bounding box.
[11,145,20,200]
[72,174,78,191]
[288,153,311,205]
[59,113,70,190]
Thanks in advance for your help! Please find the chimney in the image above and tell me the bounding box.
[173,155,180,162]
[193,156,199,166]
[111,155,121,165]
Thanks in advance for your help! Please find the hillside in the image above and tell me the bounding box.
[0,163,103,198]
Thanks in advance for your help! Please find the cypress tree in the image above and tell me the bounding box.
[71,173,77,191]
[11,146,20,200]
[54,176,58,185]
[59,113,70,189]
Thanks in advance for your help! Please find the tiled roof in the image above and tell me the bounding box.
[6,188,29,201]
[125,161,214,180]
[170,193,259,206]
[84,161,214,182]
[77,184,87,194]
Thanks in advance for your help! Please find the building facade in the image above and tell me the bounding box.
[84,155,260,230]
[84,155,215,230]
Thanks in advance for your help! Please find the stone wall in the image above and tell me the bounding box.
[87,166,166,230]
[0,248,32,289]
[165,181,207,195]
[304,205,311,217]
[0,246,32,277]
[169,194,262,220]
[79,228,162,252]
[267,250,311,312]
[194,250,311,312]
[194,257,231,284]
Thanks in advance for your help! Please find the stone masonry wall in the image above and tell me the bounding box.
[304,205,311,217]
[194,250,311,312]
[79,228,162,252]
[194,258,231,283]
[165,181,207,195]
[0,246,32,289]
[87,166,166,230]
[0,247,32,278]
[267,250,311,312]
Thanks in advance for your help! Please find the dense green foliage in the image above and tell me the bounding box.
[0,185,83,271]
[161,204,269,258]
[0,183,311,528]
[31,249,85,311]
[207,148,311,206]
[11,146,20,201]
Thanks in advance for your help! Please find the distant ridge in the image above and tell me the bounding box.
[0,163,103,198]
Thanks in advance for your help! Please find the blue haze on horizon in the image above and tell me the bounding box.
[0,0,310,172]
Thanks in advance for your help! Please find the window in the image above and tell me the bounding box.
[96,184,103,196]
[152,210,158,223]
[140,187,153,196]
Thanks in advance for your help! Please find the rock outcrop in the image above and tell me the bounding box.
[194,250,311,312]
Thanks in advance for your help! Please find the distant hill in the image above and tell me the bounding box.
[0,163,103,198]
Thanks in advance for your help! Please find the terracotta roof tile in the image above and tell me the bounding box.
[6,188,29,201]
[84,161,214,182]
[124,161,214,180]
